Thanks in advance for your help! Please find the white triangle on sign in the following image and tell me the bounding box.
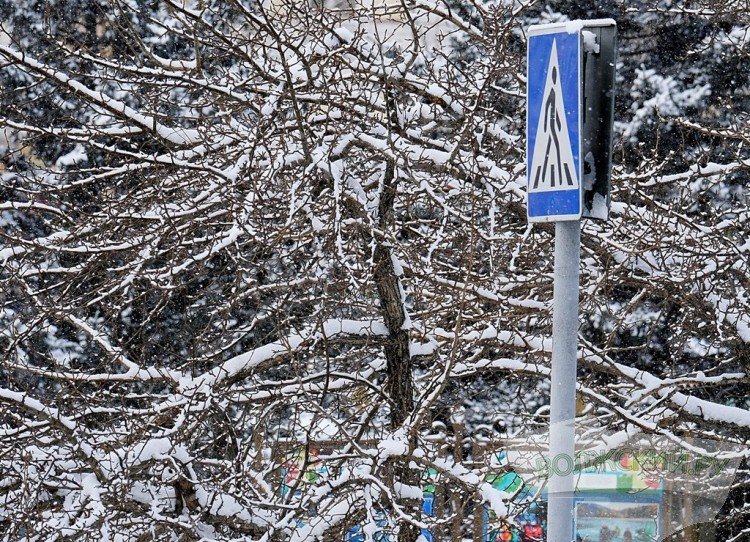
[529,40,578,193]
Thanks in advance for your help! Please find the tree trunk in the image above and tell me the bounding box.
[373,160,420,542]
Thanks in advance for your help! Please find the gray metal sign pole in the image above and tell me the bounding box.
[547,219,580,542]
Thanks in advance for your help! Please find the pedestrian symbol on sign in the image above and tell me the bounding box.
[529,40,578,192]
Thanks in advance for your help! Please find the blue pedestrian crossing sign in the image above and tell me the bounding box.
[527,24,583,222]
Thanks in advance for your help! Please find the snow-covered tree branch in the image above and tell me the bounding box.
[1,0,748,540]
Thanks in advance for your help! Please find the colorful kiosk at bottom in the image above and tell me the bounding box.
[483,451,663,542]
[279,447,663,542]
